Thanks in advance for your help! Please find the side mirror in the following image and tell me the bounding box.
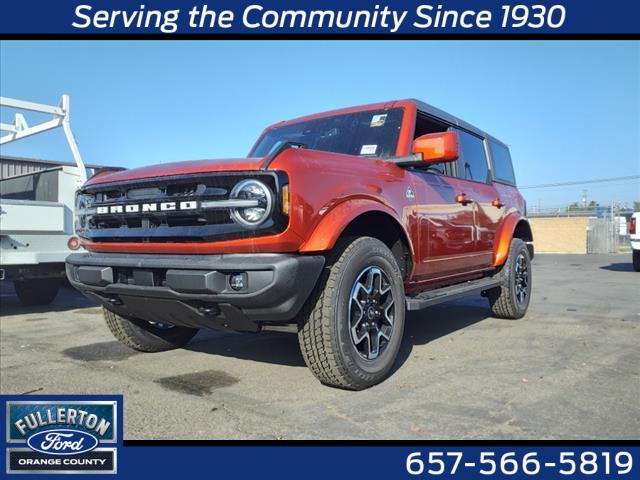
[412,131,459,164]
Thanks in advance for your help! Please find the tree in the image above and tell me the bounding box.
[568,200,599,211]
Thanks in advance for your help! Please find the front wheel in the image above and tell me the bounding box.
[103,307,198,352]
[487,238,532,319]
[297,237,406,390]
[633,250,640,272]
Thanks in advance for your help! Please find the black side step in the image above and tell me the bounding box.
[406,277,501,311]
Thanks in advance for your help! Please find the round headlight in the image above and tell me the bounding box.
[229,179,273,226]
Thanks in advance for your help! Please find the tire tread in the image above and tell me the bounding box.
[298,237,404,390]
[103,307,197,352]
[489,238,530,319]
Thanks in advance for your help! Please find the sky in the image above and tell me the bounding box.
[1,40,638,209]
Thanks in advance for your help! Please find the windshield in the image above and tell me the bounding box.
[251,108,404,158]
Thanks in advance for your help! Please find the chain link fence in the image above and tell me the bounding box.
[587,218,618,253]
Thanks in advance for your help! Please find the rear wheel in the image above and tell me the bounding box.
[103,307,198,352]
[487,238,532,319]
[633,250,640,272]
[297,237,405,390]
[14,278,61,306]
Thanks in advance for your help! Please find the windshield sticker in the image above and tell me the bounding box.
[360,144,378,155]
[370,114,387,127]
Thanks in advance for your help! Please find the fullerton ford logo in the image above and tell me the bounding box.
[96,200,198,214]
[27,429,99,456]
[5,397,120,474]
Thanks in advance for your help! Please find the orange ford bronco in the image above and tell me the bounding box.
[67,99,533,389]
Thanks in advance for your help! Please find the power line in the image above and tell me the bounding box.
[520,175,640,189]
[524,180,640,193]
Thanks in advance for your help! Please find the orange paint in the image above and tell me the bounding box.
[413,131,459,163]
[81,99,530,283]
[493,213,522,266]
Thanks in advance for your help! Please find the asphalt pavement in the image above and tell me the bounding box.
[1,254,638,439]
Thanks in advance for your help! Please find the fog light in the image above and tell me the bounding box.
[229,273,246,291]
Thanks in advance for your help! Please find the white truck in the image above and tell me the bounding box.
[631,212,640,271]
[0,95,90,305]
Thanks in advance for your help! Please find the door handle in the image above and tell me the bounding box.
[455,193,473,206]
[491,197,505,208]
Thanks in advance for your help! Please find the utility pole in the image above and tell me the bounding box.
[582,189,588,208]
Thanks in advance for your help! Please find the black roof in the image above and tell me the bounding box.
[410,99,509,148]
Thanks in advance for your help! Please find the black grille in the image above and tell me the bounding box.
[76,171,288,242]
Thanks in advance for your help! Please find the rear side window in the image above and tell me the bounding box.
[489,141,517,185]
[456,130,489,183]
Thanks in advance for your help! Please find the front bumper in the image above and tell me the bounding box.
[66,252,324,332]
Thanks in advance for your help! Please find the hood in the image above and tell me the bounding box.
[85,157,265,186]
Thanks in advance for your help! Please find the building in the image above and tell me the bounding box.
[1,155,113,179]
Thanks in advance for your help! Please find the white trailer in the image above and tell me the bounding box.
[1,95,89,305]
[631,212,640,271]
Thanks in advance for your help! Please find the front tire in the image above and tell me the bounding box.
[103,307,198,352]
[14,278,61,306]
[488,238,532,319]
[633,250,640,272]
[297,237,406,390]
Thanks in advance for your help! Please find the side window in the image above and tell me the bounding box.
[489,140,517,185]
[455,129,489,183]
[413,113,454,175]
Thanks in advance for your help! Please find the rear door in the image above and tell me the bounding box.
[487,138,521,223]
[451,129,502,268]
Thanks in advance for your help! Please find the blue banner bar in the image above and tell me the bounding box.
[0,0,639,35]
[119,444,638,479]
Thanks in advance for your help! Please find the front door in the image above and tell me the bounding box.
[412,128,500,284]
[413,172,487,283]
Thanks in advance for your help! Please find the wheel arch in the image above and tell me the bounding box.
[493,214,534,267]
[299,200,414,280]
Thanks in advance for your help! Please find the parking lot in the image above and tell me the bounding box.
[1,253,638,440]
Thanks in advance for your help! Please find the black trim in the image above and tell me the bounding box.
[77,171,289,243]
[388,153,424,167]
[406,277,502,311]
[66,252,325,330]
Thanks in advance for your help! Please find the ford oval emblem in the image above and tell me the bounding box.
[27,429,98,456]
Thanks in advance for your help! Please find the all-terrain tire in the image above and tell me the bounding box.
[488,238,532,319]
[103,307,198,352]
[14,278,61,306]
[297,237,406,390]
[633,250,640,272]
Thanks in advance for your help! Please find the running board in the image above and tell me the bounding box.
[405,277,501,311]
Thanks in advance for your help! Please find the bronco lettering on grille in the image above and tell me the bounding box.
[95,201,198,214]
